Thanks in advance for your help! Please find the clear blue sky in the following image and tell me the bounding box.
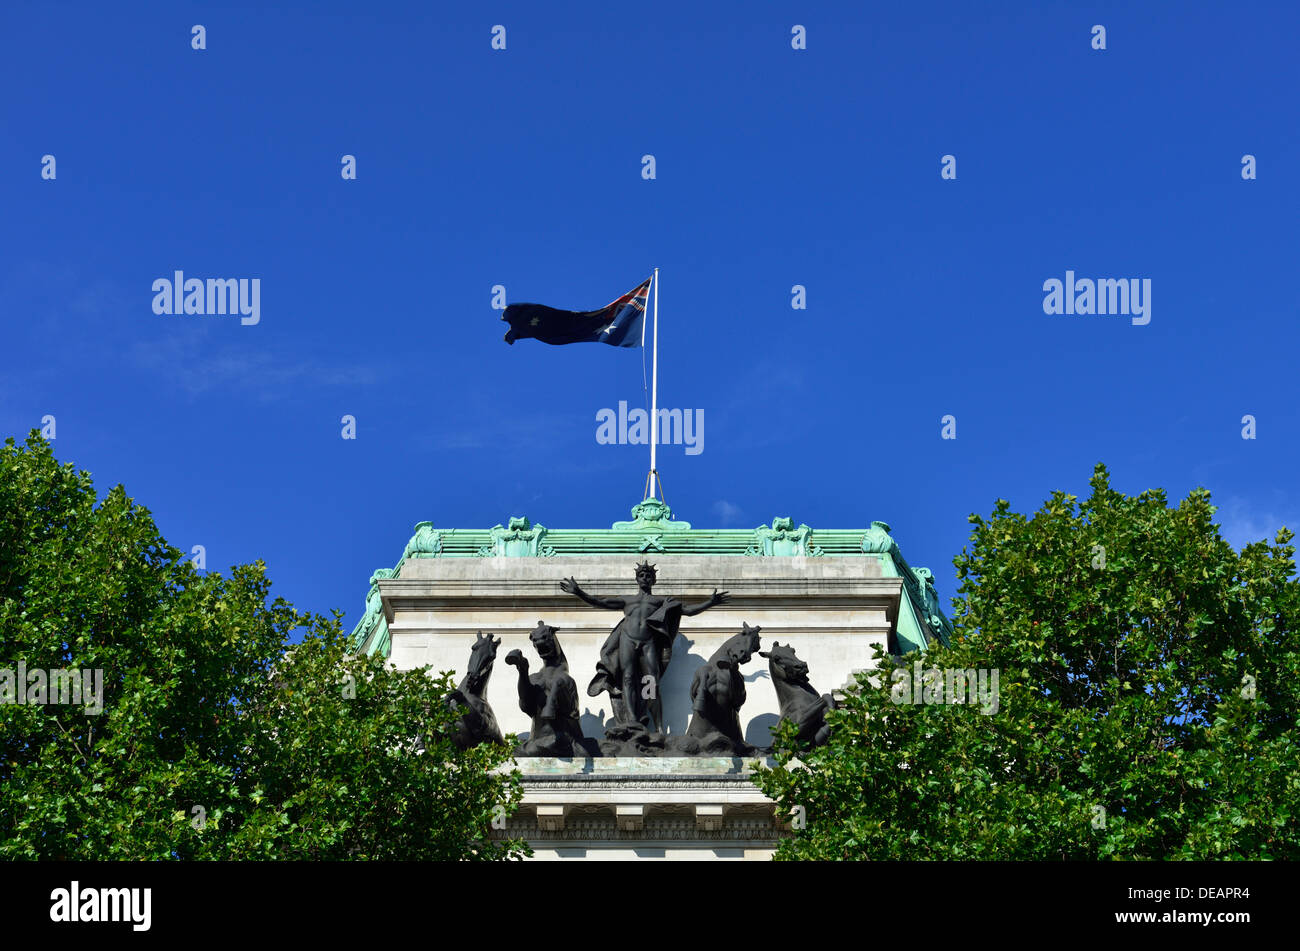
[3,1,1296,633]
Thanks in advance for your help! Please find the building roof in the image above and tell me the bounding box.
[350,498,953,658]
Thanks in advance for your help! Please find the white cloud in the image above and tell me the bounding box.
[127,331,378,399]
[1215,495,1296,550]
[712,499,744,526]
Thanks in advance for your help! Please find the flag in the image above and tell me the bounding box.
[502,277,651,347]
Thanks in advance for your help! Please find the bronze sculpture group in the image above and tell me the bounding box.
[448,563,836,757]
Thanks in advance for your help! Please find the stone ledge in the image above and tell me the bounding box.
[495,802,783,845]
[502,755,771,777]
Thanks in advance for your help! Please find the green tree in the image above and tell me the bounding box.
[0,432,527,860]
[755,464,1300,859]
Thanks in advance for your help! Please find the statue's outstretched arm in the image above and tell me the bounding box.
[682,588,731,617]
[560,576,625,610]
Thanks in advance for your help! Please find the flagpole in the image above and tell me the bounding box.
[648,267,659,499]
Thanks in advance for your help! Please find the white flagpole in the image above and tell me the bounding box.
[648,268,659,499]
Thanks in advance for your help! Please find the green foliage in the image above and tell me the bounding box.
[0,432,527,860]
[755,464,1300,859]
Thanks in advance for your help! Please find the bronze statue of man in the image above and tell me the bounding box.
[561,562,729,736]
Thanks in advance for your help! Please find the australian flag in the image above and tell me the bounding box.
[502,277,651,347]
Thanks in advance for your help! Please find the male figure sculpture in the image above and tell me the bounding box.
[561,562,729,737]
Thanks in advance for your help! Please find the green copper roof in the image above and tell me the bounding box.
[350,498,953,658]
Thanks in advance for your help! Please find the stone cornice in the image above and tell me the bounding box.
[377,573,904,628]
[350,504,953,657]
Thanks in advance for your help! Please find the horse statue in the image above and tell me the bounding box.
[759,641,835,747]
[686,623,762,755]
[506,621,595,757]
[447,631,504,749]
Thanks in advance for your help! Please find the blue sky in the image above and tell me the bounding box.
[3,0,1297,634]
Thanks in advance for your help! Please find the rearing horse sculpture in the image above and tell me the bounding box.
[447,631,504,749]
[686,623,762,755]
[506,621,592,757]
[759,641,835,747]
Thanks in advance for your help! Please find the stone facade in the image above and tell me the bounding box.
[498,758,781,860]
[352,501,949,859]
